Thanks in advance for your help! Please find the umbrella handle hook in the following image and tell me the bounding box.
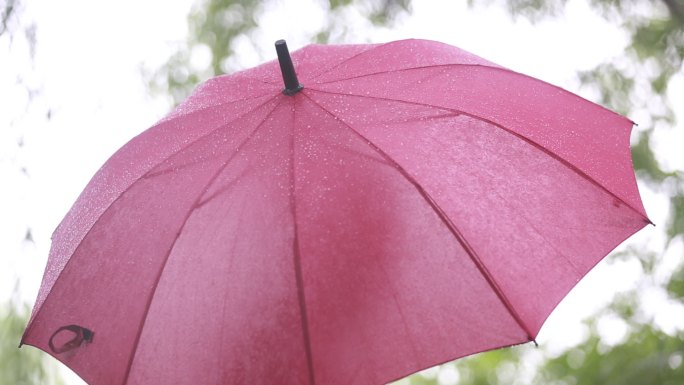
[48,324,94,354]
[275,40,303,95]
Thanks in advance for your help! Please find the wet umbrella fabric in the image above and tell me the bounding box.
[22,39,649,385]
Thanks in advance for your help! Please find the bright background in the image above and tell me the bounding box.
[2,0,682,384]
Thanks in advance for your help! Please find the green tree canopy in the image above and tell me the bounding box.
[1,296,64,385]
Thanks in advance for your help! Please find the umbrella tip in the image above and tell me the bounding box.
[275,40,303,96]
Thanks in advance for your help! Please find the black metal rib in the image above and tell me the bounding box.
[287,96,316,385]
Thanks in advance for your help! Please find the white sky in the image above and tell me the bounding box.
[2,0,683,384]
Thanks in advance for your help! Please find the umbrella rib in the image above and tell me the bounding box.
[311,63,502,85]
[302,92,537,343]
[159,89,277,122]
[141,95,280,179]
[120,100,283,385]
[289,97,318,385]
[305,88,650,225]
[292,226,317,385]
[306,41,390,82]
[373,255,423,365]
[484,177,584,277]
[194,166,250,208]
[235,74,280,85]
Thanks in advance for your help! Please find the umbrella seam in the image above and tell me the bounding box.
[232,74,280,85]
[311,63,502,86]
[305,88,650,226]
[215,187,245,382]
[158,90,277,124]
[306,41,390,83]
[373,254,423,367]
[483,178,585,278]
[118,99,283,385]
[292,230,317,385]
[301,92,537,343]
[289,96,318,385]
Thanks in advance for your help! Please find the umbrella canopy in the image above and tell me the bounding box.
[22,39,649,385]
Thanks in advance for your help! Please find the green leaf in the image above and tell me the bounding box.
[668,193,684,241]
[631,131,672,183]
[667,263,684,299]
[0,301,65,385]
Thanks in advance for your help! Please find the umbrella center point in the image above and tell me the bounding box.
[275,40,303,96]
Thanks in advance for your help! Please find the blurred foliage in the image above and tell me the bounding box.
[578,62,635,116]
[408,324,684,385]
[668,263,684,299]
[1,298,65,385]
[631,130,675,183]
[537,325,684,385]
[468,0,570,21]
[408,346,529,385]
[157,0,262,103]
[669,192,684,241]
[151,0,410,105]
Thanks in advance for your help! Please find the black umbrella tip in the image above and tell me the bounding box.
[275,39,303,95]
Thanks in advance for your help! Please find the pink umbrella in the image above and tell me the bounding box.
[22,39,649,385]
